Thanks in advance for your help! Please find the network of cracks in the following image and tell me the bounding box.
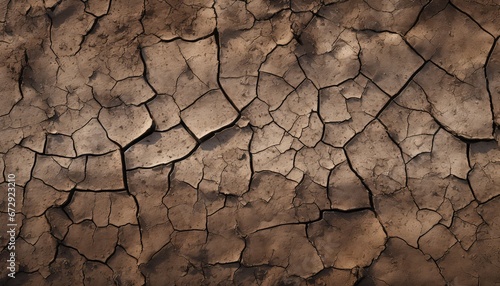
[0,0,500,285]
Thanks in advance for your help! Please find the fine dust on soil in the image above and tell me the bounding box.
[0,0,499,285]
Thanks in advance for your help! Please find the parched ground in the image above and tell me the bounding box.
[0,0,500,285]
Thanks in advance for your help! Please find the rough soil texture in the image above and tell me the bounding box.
[0,0,499,285]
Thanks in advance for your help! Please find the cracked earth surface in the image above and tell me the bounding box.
[0,0,500,285]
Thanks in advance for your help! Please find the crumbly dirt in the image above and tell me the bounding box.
[0,0,499,285]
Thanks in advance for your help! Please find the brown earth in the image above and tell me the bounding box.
[0,0,499,285]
